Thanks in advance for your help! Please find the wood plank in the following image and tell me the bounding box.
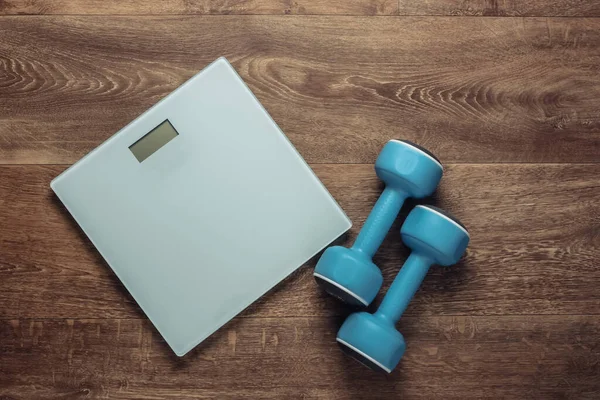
[398,0,600,17]
[1,316,599,399]
[0,0,398,15]
[3,0,600,17]
[1,16,599,164]
[1,164,598,319]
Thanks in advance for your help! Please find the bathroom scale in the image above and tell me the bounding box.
[51,57,351,356]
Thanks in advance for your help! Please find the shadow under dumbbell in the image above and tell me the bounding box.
[339,344,408,395]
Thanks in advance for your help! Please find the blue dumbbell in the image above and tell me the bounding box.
[336,205,470,373]
[313,140,443,307]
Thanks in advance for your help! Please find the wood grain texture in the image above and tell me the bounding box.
[2,5,600,398]
[398,0,600,17]
[3,0,600,16]
[1,16,600,164]
[0,0,398,15]
[1,316,599,399]
[1,164,598,320]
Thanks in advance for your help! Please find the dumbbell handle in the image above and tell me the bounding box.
[376,252,432,324]
[351,188,407,258]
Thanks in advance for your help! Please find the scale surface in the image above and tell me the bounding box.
[51,58,351,356]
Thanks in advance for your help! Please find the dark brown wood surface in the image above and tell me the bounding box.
[0,0,399,15]
[1,3,599,400]
[2,16,600,164]
[398,1,600,16]
[2,1,600,16]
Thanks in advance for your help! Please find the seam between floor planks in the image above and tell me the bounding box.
[1,163,599,166]
[3,15,598,17]
[0,14,411,17]
[2,14,600,18]
[1,313,599,321]
[1,0,600,17]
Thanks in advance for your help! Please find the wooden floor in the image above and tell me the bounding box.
[1,1,599,399]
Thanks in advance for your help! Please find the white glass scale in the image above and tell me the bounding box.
[51,58,351,356]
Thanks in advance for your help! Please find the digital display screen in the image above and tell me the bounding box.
[129,120,179,162]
